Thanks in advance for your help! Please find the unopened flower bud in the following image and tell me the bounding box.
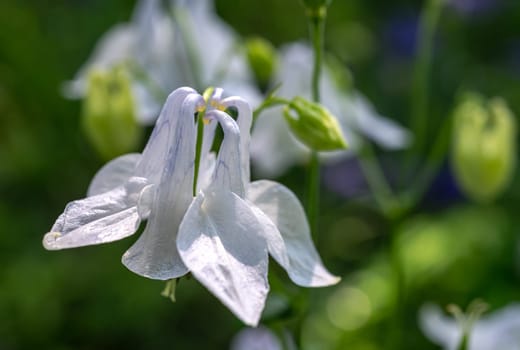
[82,67,141,160]
[452,93,516,203]
[245,37,277,90]
[284,97,347,151]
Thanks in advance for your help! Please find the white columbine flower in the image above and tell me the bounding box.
[251,42,411,177]
[44,87,339,326]
[420,303,520,350]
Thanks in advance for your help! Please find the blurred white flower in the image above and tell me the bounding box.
[251,43,411,177]
[420,303,520,350]
[64,0,178,124]
[65,0,260,124]
[230,326,282,350]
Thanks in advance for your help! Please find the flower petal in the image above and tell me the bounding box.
[43,176,149,250]
[196,151,216,192]
[135,87,199,183]
[221,96,253,184]
[177,190,269,326]
[207,110,244,197]
[247,180,340,287]
[87,153,141,196]
[122,93,201,280]
[419,304,462,350]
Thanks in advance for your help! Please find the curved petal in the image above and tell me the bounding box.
[87,153,141,196]
[248,204,290,270]
[207,110,244,197]
[221,96,253,185]
[247,180,340,287]
[122,93,200,280]
[419,304,462,350]
[177,190,269,326]
[197,152,216,192]
[43,176,149,250]
[135,87,201,183]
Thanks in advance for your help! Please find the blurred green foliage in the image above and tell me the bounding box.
[1,0,520,349]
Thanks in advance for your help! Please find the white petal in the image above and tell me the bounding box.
[248,204,290,270]
[122,93,201,280]
[135,87,200,183]
[208,110,244,197]
[347,93,411,150]
[250,105,308,178]
[419,304,462,350]
[197,152,216,192]
[177,190,269,326]
[87,153,141,196]
[221,96,253,185]
[131,81,162,125]
[471,304,520,350]
[43,176,149,250]
[247,180,340,287]
[201,119,217,157]
[176,0,237,83]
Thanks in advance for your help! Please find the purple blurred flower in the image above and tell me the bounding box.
[383,13,419,58]
[322,158,368,198]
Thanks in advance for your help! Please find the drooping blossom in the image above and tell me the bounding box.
[44,87,338,325]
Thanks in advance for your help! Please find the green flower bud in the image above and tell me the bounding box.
[245,37,277,90]
[284,97,347,151]
[452,93,516,203]
[82,67,141,160]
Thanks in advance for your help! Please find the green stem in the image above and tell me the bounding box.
[388,221,406,350]
[402,115,451,213]
[307,9,326,237]
[457,334,469,350]
[409,0,444,160]
[358,142,400,218]
[192,88,217,195]
[307,152,320,239]
[253,97,291,121]
[192,115,205,196]
[310,15,325,103]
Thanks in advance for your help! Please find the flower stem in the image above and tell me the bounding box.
[307,152,320,239]
[306,7,326,237]
[192,114,205,196]
[252,97,291,121]
[358,142,400,219]
[408,0,444,161]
